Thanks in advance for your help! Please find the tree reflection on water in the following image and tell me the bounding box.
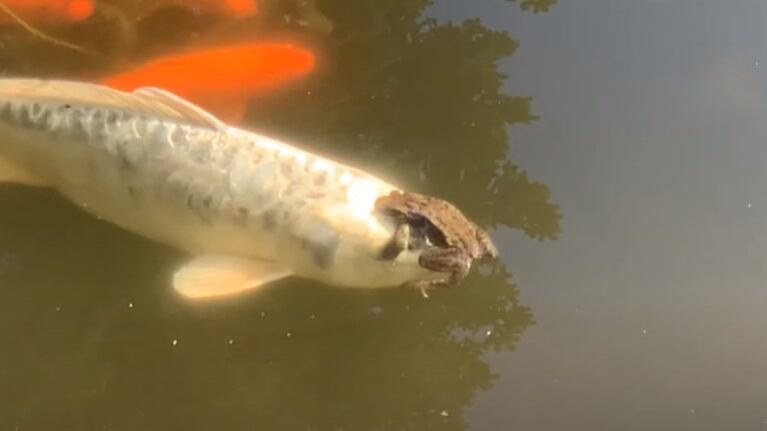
[0,1,560,429]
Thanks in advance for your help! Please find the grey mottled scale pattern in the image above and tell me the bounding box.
[0,98,361,242]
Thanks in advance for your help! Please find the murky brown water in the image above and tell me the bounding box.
[1,0,764,430]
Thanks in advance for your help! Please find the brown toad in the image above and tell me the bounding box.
[375,190,498,289]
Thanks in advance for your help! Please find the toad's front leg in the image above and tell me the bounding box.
[405,247,472,294]
[419,247,471,283]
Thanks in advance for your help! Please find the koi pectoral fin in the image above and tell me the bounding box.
[0,156,48,186]
[173,255,292,299]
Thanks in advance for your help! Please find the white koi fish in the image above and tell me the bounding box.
[0,78,448,299]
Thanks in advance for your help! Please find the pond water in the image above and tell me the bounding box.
[1,0,765,430]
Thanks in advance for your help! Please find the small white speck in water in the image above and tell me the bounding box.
[55,306,61,312]
[260,312,266,317]
[228,339,234,345]
[310,314,316,320]
[756,61,760,67]
[689,409,695,414]
[172,339,178,346]
[286,332,292,338]
[747,202,753,209]
[128,302,134,308]
[440,411,449,417]
[642,329,647,335]
[486,329,493,336]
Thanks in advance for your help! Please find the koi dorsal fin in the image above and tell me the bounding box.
[134,86,226,131]
[0,78,225,130]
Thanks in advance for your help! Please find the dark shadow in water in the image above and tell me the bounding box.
[0,1,559,429]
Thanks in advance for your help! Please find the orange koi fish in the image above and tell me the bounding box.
[109,0,258,20]
[0,0,94,24]
[182,0,258,17]
[101,41,315,123]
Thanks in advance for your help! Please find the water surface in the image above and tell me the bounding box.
[1,0,764,430]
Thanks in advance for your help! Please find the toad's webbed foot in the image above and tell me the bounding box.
[403,274,458,298]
